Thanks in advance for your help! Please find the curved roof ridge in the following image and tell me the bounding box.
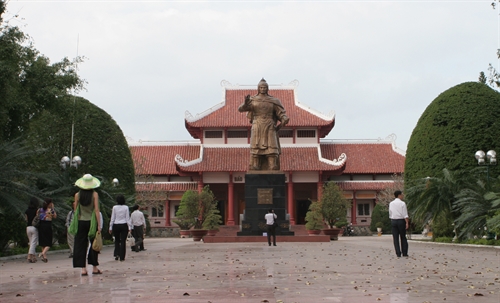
[317,146,346,167]
[175,145,204,167]
[185,101,226,123]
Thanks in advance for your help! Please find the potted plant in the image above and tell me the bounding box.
[203,201,222,236]
[305,200,324,235]
[335,219,348,236]
[320,182,350,240]
[178,186,218,241]
[173,190,198,238]
[376,222,383,236]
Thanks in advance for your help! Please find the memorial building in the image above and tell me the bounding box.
[129,80,405,233]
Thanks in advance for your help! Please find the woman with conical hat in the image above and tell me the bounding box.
[73,174,103,275]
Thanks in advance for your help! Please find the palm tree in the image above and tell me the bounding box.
[454,170,500,238]
[0,139,48,249]
[405,168,477,237]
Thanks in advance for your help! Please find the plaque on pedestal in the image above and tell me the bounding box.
[238,172,294,236]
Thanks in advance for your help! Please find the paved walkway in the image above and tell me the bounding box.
[0,236,499,303]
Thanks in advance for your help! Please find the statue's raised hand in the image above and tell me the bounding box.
[245,95,251,105]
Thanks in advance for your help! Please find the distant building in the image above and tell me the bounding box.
[130,80,405,231]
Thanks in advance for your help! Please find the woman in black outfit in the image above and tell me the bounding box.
[38,198,57,262]
[109,195,132,261]
[73,174,102,276]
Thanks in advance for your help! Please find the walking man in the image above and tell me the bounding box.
[389,190,409,258]
[130,205,146,252]
[265,208,277,246]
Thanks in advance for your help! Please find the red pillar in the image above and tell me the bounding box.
[198,178,204,193]
[287,173,295,225]
[351,192,357,225]
[317,181,323,202]
[227,173,235,225]
[165,199,171,226]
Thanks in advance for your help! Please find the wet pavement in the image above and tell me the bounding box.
[0,235,499,303]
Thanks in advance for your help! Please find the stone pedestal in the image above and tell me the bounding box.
[237,172,294,236]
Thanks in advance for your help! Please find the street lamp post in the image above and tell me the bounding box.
[60,156,82,170]
[475,150,497,183]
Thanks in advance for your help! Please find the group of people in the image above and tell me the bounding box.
[25,173,146,276]
[25,197,57,263]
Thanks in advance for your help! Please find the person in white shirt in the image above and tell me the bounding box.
[264,208,278,246]
[109,195,132,261]
[388,190,409,258]
[130,205,146,252]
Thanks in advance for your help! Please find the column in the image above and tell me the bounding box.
[287,172,295,225]
[198,178,204,193]
[165,199,171,226]
[351,192,357,225]
[227,173,235,225]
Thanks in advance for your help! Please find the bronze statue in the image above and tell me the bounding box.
[238,78,289,170]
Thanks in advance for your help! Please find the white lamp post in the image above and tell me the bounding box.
[475,150,497,182]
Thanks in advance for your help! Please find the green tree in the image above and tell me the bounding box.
[173,190,198,230]
[305,200,324,230]
[23,96,135,197]
[454,177,500,238]
[405,82,500,186]
[0,5,83,142]
[320,182,350,228]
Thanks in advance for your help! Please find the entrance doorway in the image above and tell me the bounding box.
[296,199,311,225]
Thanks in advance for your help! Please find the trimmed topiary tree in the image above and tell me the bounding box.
[405,82,500,186]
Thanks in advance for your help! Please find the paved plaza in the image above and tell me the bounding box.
[0,236,499,303]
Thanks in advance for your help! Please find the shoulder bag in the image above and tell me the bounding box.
[92,231,103,252]
[32,209,40,228]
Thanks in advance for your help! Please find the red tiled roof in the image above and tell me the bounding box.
[175,146,345,172]
[336,181,395,191]
[130,142,404,176]
[130,145,201,175]
[135,182,197,192]
[320,143,405,174]
[185,89,334,138]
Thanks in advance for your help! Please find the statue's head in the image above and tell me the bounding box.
[258,78,269,95]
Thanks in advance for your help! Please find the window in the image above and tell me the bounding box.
[152,205,164,218]
[205,131,223,138]
[357,203,370,216]
[227,130,248,138]
[278,129,293,138]
[297,130,316,138]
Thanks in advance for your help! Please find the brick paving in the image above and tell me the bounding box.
[0,235,499,303]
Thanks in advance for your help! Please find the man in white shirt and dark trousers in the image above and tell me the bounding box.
[265,209,277,246]
[130,205,146,252]
[389,190,409,258]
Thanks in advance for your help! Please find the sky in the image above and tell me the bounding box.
[3,0,499,151]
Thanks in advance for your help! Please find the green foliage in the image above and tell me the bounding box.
[370,204,391,232]
[405,82,500,186]
[432,213,455,239]
[320,182,350,228]
[305,200,324,230]
[0,214,27,251]
[24,96,135,197]
[174,187,219,230]
[173,190,198,230]
[0,14,83,142]
[202,201,222,230]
